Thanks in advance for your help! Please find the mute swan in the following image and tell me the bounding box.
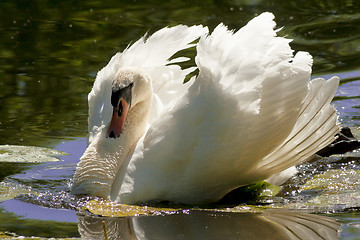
[72,12,339,204]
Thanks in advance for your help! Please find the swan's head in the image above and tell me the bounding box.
[107,67,151,139]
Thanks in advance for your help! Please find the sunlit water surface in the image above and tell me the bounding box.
[0,0,360,239]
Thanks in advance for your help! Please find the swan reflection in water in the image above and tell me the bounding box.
[77,209,340,240]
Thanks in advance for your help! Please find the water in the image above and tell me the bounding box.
[0,0,360,239]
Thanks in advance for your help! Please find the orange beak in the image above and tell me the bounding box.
[107,98,130,139]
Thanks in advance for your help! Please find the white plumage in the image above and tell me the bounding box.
[72,12,339,204]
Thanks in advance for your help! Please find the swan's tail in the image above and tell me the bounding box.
[260,76,340,181]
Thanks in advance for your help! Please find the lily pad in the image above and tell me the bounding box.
[0,145,67,163]
[217,181,281,205]
[85,199,278,218]
[301,169,360,192]
[85,181,283,218]
[86,200,181,217]
[0,181,37,202]
[286,169,360,210]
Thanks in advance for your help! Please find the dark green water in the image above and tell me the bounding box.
[0,0,360,239]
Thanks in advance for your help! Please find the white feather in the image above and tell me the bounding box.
[73,12,340,204]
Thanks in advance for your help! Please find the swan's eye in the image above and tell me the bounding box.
[111,82,134,107]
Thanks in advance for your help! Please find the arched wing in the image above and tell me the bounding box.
[117,13,339,204]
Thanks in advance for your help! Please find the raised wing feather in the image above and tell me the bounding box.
[116,13,339,204]
[87,25,208,143]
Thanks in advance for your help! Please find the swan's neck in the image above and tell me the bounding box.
[72,95,152,199]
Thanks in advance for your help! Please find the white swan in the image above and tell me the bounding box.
[72,12,340,204]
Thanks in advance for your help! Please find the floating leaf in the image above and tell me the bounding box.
[286,169,360,210]
[85,199,279,218]
[0,181,37,202]
[86,200,180,217]
[0,145,67,163]
[217,181,281,205]
[301,169,360,191]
